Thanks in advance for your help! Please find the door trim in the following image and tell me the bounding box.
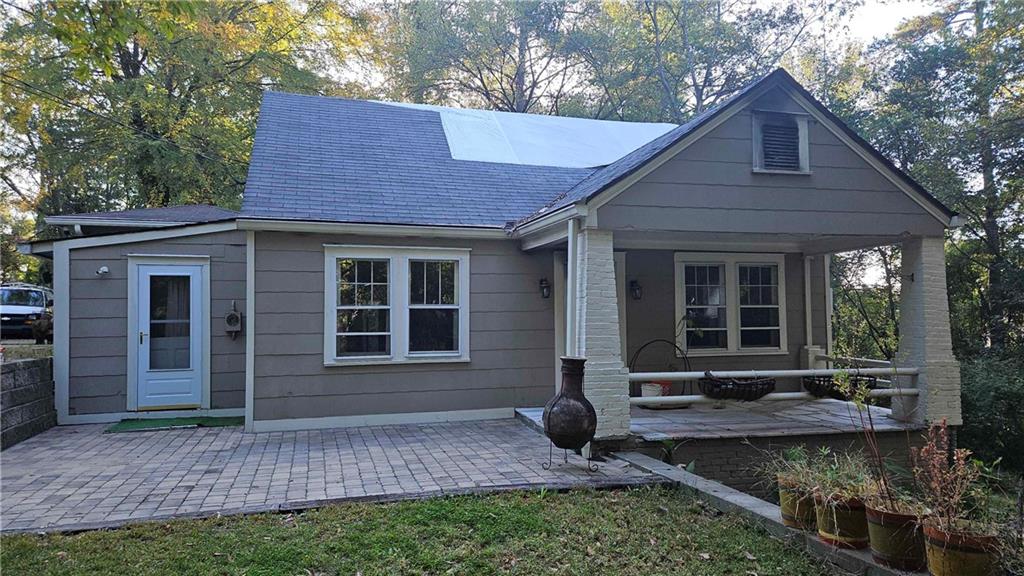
[127,255,211,411]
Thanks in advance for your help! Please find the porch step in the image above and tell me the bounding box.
[513,407,545,434]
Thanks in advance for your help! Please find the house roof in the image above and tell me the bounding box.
[40,69,954,239]
[242,93,602,228]
[46,205,239,228]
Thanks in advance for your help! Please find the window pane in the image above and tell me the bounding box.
[425,261,440,305]
[409,309,458,352]
[687,329,727,349]
[337,335,389,356]
[149,275,190,370]
[372,260,388,283]
[338,259,355,283]
[741,329,781,348]
[740,307,779,328]
[439,261,456,304]
[338,283,355,306]
[371,285,388,306]
[150,275,189,321]
[337,309,389,333]
[355,284,371,305]
[685,307,727,329]
[355,260,371,283]
[410,261,425,304]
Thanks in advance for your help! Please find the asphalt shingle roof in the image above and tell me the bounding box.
[242,93,597,228]
[48,205,238,225]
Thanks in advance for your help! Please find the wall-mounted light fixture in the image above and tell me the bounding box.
[539,278,551,299]
[95,266,110,276]
[629,279,643,300]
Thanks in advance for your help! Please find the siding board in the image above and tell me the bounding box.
[252,232,555,421]
[67,230,246,414]
[599,92,946,237]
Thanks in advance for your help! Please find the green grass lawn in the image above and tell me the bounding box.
[1,487,833,575]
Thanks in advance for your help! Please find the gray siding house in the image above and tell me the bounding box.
[22,69,962,438]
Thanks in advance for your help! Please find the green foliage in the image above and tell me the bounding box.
[1,0,371,232]
[0,488,830,575]
[959,356,1024,473]
[830,248,901,361]
[809,447,873,503]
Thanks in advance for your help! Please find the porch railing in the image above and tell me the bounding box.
[628,367,919,408]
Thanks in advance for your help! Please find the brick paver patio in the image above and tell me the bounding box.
[0,419,652,533]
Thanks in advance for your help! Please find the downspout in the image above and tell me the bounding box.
[565,217,579,356]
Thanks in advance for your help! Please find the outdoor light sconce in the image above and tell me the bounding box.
[539,278,551,299]
[629,279,643,300]
[95,266,110,276]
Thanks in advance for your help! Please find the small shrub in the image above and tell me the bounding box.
[960,356,1024,472]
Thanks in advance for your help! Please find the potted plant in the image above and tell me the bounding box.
[834,369,928,570]
[758,445,817,530]
[811,447,874,549]
[913,420,999,576]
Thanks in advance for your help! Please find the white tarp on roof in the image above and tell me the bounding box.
[385,102,677,168]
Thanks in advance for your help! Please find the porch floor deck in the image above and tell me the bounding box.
[516,398,922,443]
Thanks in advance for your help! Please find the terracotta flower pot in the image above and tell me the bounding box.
[864,502,926,571]
[814,493,869,549]
[778,477,815,530]
[923,521,998,576]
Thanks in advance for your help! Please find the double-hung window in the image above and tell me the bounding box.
[324,246,470,365]
[674,253,788,356]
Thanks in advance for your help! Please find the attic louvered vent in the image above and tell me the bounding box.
[754,112,809,173]
[761,122,800,171]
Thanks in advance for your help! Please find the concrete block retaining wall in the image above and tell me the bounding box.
[2,358,56,449]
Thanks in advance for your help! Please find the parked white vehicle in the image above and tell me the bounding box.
[0,283,53,343]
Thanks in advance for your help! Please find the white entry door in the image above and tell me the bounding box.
[136,264,203,409]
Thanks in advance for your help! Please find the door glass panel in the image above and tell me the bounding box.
[149,275,191,370]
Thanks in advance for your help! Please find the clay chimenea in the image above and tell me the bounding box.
[542,356,597,468]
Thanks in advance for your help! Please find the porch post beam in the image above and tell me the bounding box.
[574,227,630,439]
[565,218,579,356]
[892,236,961,425]
[804,255,813,347]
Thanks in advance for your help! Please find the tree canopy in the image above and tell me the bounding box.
[1,0,1021,362]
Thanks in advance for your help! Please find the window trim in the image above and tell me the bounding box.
[752,111,810,174]
[673,253,788,357]
[323,245,470,366]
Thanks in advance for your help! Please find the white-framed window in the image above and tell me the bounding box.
[324,245,470,366]
[673,253,788,356]
[753,111,810,174]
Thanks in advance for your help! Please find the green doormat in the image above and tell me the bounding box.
[105,416,244,433]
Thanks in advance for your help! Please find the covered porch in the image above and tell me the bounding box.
[512,72,960,452]
[524,225,959,450]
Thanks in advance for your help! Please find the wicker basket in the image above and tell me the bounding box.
[698,371,776,401]
[802,375,878,400]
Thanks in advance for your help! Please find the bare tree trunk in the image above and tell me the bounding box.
[974,0,1006,350]
[643,1,683,122]
[513,17,528,113]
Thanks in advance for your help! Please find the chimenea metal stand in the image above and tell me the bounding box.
[542,356,599,472]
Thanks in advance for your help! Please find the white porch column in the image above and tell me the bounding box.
[892,236,961,425]
[574,228,630,439]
